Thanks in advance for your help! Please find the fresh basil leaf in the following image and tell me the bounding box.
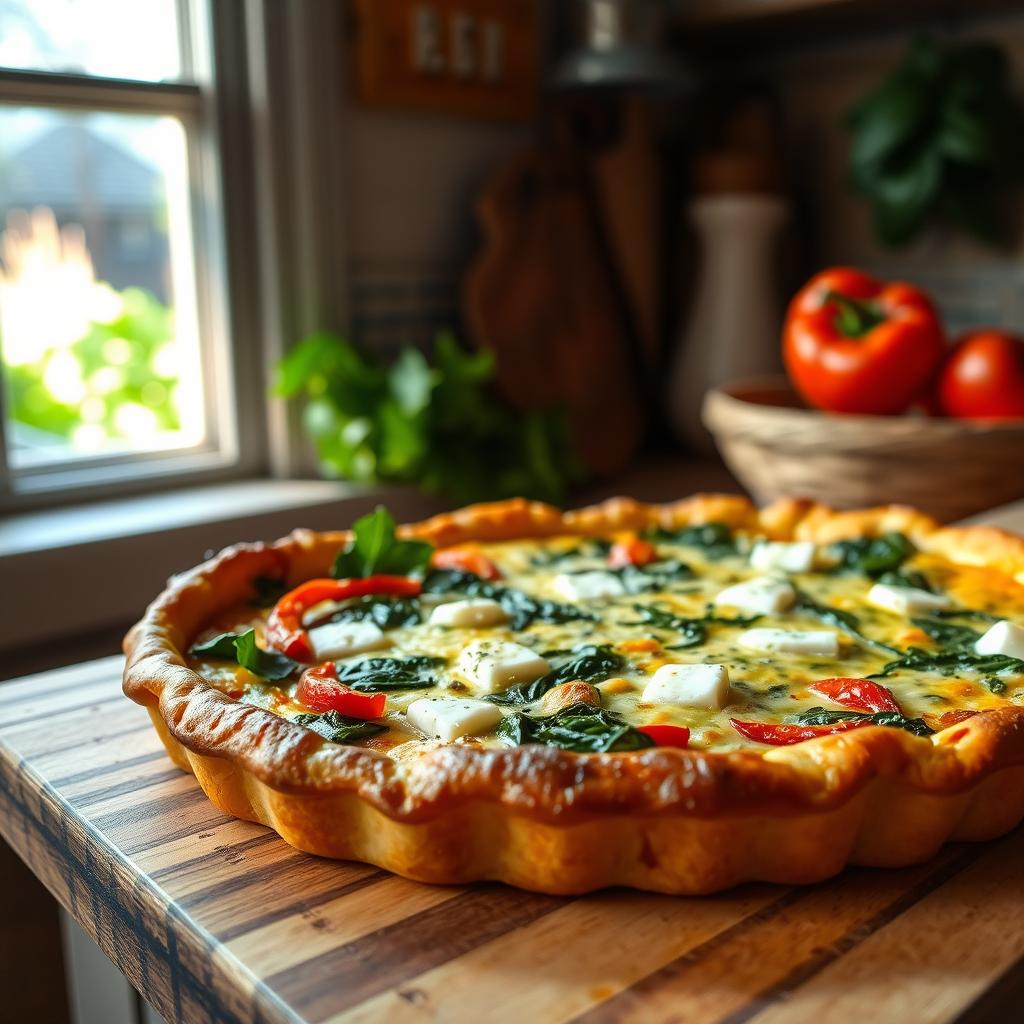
[189,632,242,660]
[331,506,433,579]
[315,595,422,630]
[646,522,737,560]
[333,655,444,692]
[498,701,654,753]
[249,575,287,607]
[793,588,899,654]
[487,645,625,705]
[794,705,934,738]
[233,630,304,681]
[871,647,1024,679]
[190,629,301,681]
[828,532,915,576]
[292,710,388,743]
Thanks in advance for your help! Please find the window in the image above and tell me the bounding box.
[0,0,253,504]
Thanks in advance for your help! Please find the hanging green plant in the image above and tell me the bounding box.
[847,35,1024,246]
[275,331,581,504]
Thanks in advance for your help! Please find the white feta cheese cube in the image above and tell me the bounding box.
[974,620,1024,661]
[552,571,626,602]
[749,541,817,574]
[737,628,839,657]
[406,697,503,741]
[429,598,510,628]
[455,640,550,694]
[867,583,951,615]
[307,620,391,660]
[641,663,731,710]
[714,576,795,616]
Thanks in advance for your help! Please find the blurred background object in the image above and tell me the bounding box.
[4,3,1024,1021]
[668,89,790,451]
[550,0,691,93]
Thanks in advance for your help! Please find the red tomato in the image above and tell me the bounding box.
[937,330,1024,420]
[784,267,945,414]
[609,537,657,568]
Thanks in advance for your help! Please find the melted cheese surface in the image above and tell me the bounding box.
[189,530,1024,755]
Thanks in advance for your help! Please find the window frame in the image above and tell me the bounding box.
[0,0,266,510]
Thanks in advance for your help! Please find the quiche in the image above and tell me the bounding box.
[123,496,1024,894]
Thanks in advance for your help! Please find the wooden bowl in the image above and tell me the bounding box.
[702,378,1024,522]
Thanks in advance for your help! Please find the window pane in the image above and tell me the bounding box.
[0,0,181,82]
[0,107,207,467]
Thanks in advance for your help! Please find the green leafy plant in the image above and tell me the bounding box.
[276,331,579,503]
[848,35,1024,245]
[6,286,182,448]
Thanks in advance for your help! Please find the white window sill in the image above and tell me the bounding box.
[0,479,446,653]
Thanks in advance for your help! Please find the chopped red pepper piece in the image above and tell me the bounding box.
[637,724,690,748]
[730,717,869,746]
[431,545,503,580]
[609,536,658,568]
[296,663,386,719]
[266,575,422,662]
[809,677,902,715]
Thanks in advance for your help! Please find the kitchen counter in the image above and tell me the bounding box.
[1,500,1022,1024]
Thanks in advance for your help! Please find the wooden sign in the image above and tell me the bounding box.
[352,0,538,119]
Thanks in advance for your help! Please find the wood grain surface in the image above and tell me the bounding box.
[0,657,1022,1024]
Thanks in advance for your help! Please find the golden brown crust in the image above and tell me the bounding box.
[123,495,1024,894]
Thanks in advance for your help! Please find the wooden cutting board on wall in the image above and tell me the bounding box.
[464,139,645,477]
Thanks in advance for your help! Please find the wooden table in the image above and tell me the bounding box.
[3,514,1024,1024]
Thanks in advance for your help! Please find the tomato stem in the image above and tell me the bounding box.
[824,290,886,338]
